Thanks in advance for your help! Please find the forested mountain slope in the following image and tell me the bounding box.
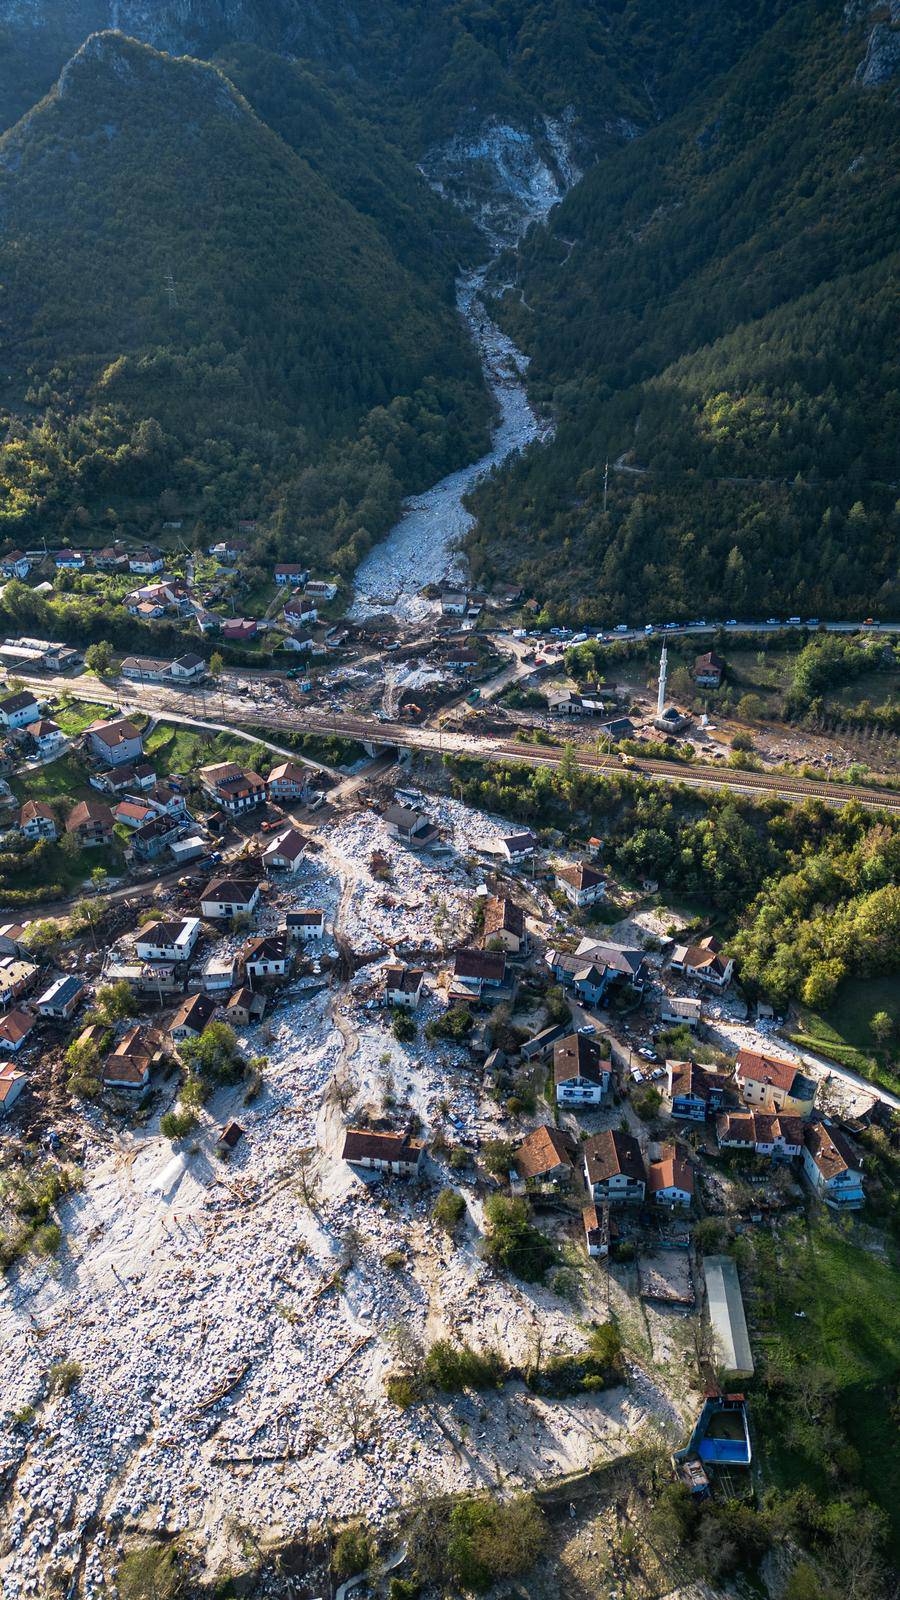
[0,30,489,556]
[467,0,900,622]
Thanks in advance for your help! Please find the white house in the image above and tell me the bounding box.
[19,801,58,842]
[342,1128,423,1176]
[0,690,40,729]
[0,1064,27,1117]
[647,1142,694,1207]
[553,1033,610,1106]
[717,1110,803,1160]
[583,1129,646,1204]
[128,552,164,575]
[440,592,467,616]
[802,1121,865,1210]
[0,1009,36,1053]
[28,719,65,758]
[267,762,310,801]
[0,552,31,580]
[200,878,260,920]
[169,992,217,1043]
[500,831,535,864]
[555,862,606,908]
[735,1049,817,1117]
[35,975,85,1020]
[305,580,338,602]
[384,965,425,1010]
[285,909,325,942]
[135,917,201,964]
[274,564,309,587]
[242,934,291,982]
[170,652,206,682]
[670,935,734,989]
[262,827,307,873]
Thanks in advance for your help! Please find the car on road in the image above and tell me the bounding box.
[725,618,737,625]
[638,1046,657,1061]
[863,617,876,626]
[578,1023,597,1035]
[766,617,780,626]
[806,618,819,626]
[615,623,629,632]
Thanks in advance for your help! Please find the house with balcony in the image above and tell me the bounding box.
[583,1129,646,1205]
[802,1120,865,1209]
[274,564,309,586]
[735,1049,817,1117]
[670,935,734,989]
[199,762,267,815]
[554,1032,610,1107]
[65,800,114,847]
[135,918,201,964]
[28,719,65,758]
[267,762,310,801]
[85,717,144,768]
[717,1110,803,1160]
[19,801,58,842]
[647,1142,694,1207]
[665,1060,728,1122]
[510,1126,578,1192]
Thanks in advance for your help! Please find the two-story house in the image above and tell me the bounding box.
[647,1142,694,1207]
[717,1110,803,1160]
[583,1129,647,1205]
[481,895,528,954]
[554,1033,610,1107]
[0,551,31,580]
[266,762,310,802]
[802,1120,865,1209]
[735,1049,817,1117]
[666,1060,728,1122]
[28,719,65,758]
[670,935,734,989]
[199,762,267,815]
[85,717,144,768]
[283,593,318,629]
[65,800,114,847]
[556,862,607,907]
[693,651,725,688]
[382,803,439,850]
[200,877,260,920]
[169,992,217,1043]
[384,965,425,1010]
[0,690,40,730]
[242,934,291,983]
[262,827,307,873]
[285,908,325,943]
[19,801,58,842]
[274,564,310,587]
[511,1126,578,1191]
[135,918,201,964]
[342,1128,423,1176]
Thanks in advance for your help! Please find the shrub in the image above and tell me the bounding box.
[392,1008,417,1043]
[332,1523,374,1579]
[160,1109,198,1140]
[388,1579,421,1600]
[482,1194,557,1283]
[118,1541,184,1600]
[423,1339,504,1391]
[633,1085,662,1120]
[448,1146,470,1170]
[33,1223,62,1256]
[425,1007,472,1043]
[482,1138,515,1180]
[445,1495,547,1593]
[383,1249,405,1270]
[432,1188,466,1230]
[48,1358,82,1396]
[386,1373,420,1409]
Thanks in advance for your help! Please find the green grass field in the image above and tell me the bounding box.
[751,1215,900,1555]
[50,700,114,736]
[144,722,267,778]
[791,977,900,1097]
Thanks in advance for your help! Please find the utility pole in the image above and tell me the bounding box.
[602,459,609,514]
[164,263,179,311]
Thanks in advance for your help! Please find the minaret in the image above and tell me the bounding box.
[657,643,668,719]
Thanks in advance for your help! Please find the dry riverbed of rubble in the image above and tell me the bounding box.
[0,795,686,1598]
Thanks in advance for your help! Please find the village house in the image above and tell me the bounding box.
[0,923,33,957]
[200,877,260,920]
[128,551,164,575]
[55,549,86,570]
[717,1110,803,1160]
[0,957,38,1009]
[133,814,183,861]
[802,1120,865,1209]
[0,552,31,580]
[647,1142,694,1207]
[546,689,603,716]
[136,918,201,964]
[147,781,188,817]
[66,800,114,847]
[583,1128,647,1205]
[91,761,156,796]
[666,1060,728,1122]
[554,1032,610,1107]
[0,690,40,730]
[661,994,703,1028]
[200,762,267,815]
[200,953,239,994]
[28,719,65,759]
[242,934,291,982]
[274,564,309,586]
[735,1048,817,1117]
[283,593,318,629]
[19,800,58,842]
[445,645,480,674]
[0,1009,36,1053]
[597,717,636,743]
[120,656,171,684]
[266,762,310,801]
[342,1128,424,1176]
[208,539,244,563]
[383,965,425,1010]
[440,591,467,616]
[510,1125,578,1191]
[262,827,307,873]
[102,1025,164,1091]
[95,545,128,569]
[481,894,528,954]
[670,935,734,989]
[222,619,258,644]
[548,938,648,999]
[382,803,439,850]
[694,650,725,688]
[114,798,159,831]
[226,987,267,1027]
[450,947,509,1004]
[555,862,606,908]
[285,908,325,942]
[35,974,85,1021]
[0,1064,27,1117]
[169,992,217,1043]
[170,652,206,682]
[85,717,144,768]
[305,580,338,603]
[582,1202,615,1258]
[499,831,535,863]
